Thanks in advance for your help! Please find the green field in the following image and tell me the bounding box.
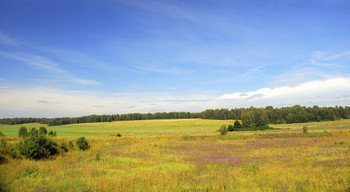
[1,119,350,191]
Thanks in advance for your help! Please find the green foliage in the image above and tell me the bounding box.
[303,126,308,133]
[48,130,57,137]
[28,127,38,137]
[0,131,4,137]
[218,125,228,136]
[39,126,47,135]
[227,124,234,132]
[18,126,28,138]
[68,141,74,149]
[234,120,242,129]
[17,135,58,160]
[95,153,100,162]
[76,137,90,151]
[59,142,69,153]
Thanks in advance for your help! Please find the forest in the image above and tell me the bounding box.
[0,105,349,127]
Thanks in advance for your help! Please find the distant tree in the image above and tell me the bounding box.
[18,127,28,138]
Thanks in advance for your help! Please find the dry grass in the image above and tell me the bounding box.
[1,119,350,191]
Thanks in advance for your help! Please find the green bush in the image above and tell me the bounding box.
[303,126,308,133]
[116,133,122,137]
[18,126,28,138]
[218,125,228,136]
[48,131,57,137]
[227,125,234,132]
[28,128,38,137]
[68,141,74,149]
[76,137,90,151]
[59,142,69,153]
[39,127,48,135]
[0,131,4,137]
[17,135,58,160]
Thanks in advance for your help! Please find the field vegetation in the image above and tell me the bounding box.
[0,119,350,191]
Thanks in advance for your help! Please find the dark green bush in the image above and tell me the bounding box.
[227,125,234,132]
[28,128,38,137]
[0,131,4,137]
[39,127,48,135]
[18,126,28,138]
[68,141,74,149]
[116,133,122,137]
[48,131,57,137]
[76,137,90,151]
[17,135,58,160]
[59,142,69,153]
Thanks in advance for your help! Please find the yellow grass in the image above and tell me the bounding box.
[1,119,350,191]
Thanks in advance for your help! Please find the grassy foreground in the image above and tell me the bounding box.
[0,119,350,191]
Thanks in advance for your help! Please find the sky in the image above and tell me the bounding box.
[0,0,350,118]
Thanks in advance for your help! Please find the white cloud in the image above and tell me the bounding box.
[0,51,100,86]
[0,33,22,46]
[0,86,216,118]
[1,77,350,118]
[219,77,350,107]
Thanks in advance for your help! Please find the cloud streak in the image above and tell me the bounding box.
[0,33,22,46]
[0,51,100,85]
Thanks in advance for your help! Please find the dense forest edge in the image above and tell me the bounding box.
[1,105,349,127]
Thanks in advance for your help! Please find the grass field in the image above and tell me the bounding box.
[1,119,350,191]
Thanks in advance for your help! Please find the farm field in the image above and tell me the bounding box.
[0,119,350,191]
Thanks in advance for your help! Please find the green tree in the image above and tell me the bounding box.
[233,120,242,129]
[18,126,28,138]
[17,135,58,159]
[76,137,90,151]
[39,126,47,135]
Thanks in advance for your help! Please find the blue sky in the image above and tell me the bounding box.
[0,0,350,118]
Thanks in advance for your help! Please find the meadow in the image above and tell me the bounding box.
[0,119,350,191]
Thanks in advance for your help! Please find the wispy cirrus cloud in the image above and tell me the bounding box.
[0,51,100,85]
[0,33,22,46]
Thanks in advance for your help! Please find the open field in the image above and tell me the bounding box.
[1,119,350,191]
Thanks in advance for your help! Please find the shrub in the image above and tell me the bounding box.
[218,125,228,136]
[59,142,69,153]
[116,133,122,137]
[76,137,90,151]
[0,132,4,137]
[95,153,100,162]
[303,126,308,133]
[227,125,234,132]
[48,131,57,137]
[39,127,48,135]
[234,120,242,129]
[18,126,28,138]
[68,141,74,149]
[17,135,58,160]
[0,154,8,164]
[28,128,38,137]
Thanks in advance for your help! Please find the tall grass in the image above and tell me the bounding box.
[0,119,350,191]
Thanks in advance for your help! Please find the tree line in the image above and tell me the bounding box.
[0,105,349,126]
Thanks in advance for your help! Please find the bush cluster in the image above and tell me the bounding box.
[76,137,90,151]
